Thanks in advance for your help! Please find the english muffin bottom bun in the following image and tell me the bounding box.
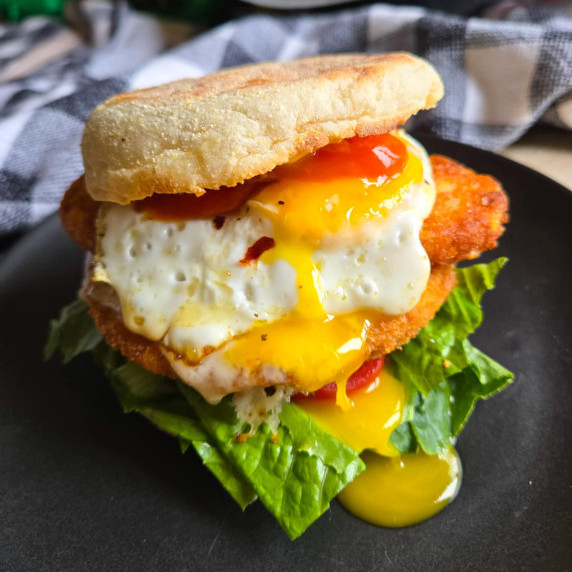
[52,53,513,539]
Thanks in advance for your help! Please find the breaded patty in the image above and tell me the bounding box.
[60,154,507,389]
[421,155,509,264]
[83,264,456,384]
[60,176,97,252]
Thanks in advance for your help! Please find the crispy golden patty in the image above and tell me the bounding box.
[60,176,97,253]
[61,155,508,383]
[84,264,456,380]
[421,155,509,265]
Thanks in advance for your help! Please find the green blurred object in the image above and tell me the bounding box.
[0,0,231,23]
[128,0,222,22]
[0,0,68,20]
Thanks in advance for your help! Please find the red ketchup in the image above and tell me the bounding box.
[293,357,384,401]
[134,133,407,219]
[274,133,407,182]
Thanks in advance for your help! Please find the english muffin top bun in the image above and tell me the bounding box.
[81,53,443,205]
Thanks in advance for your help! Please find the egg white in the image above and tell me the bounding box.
[93,132,435,402]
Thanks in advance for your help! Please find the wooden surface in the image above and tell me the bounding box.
[502,126,572,191]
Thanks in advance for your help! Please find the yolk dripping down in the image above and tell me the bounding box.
[224,132,425,408]
[296,367,462,527]
[295,368,405,457]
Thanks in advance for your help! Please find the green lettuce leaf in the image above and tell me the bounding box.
[449,343,514,436]
[45,298,364,539]
[389,382,452,455]
[179,384,365,539]
[44,298,103,363]
[389,259,514,454]
[409,382,452,455]
[388,421,417,454]
[45,256,513,537]
[111,362,257,510]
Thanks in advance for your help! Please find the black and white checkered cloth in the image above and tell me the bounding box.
[1,1,571,236]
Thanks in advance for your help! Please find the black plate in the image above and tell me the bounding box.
[1,138,571,571]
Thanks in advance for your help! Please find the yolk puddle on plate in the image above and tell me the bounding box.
[338,447,462,528]
[297,368,462,527]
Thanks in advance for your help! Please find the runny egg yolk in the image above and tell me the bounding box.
[256,135,459,528]
[338,447,462,528]
[295,368,405,457]
[296,369,461,527]
[97,130,455,528]
[249,135,421,244]
[224,132,426,407]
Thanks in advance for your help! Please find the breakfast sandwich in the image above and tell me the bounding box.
[49,53,513,538]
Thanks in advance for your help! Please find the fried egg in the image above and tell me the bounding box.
[93,131,435,403]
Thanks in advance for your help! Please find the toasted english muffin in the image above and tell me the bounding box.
[82,53,443,204]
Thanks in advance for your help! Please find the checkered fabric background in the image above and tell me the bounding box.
[1,1,571,236]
